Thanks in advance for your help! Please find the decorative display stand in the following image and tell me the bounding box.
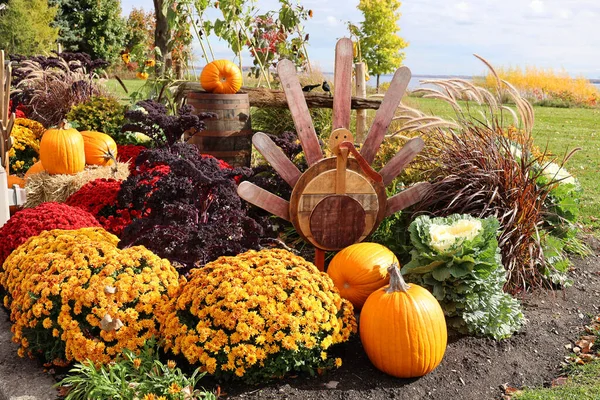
[238,38,430,270]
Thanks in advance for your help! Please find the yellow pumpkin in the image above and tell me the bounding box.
[80,131,118,166]
[327,243,396,310]
[39,122,85,175]
[360,263,447,378]
[24,161,45,178]
[200,59,243,94]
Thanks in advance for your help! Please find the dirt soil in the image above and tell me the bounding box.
[222,236,600,400]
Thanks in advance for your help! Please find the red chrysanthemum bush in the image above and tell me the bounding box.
[65,178,123,234]
[116,144,147,174]
[0,202,100,266]
[0,228,182,366]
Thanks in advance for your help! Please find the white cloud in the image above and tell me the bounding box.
[530,0,545,14]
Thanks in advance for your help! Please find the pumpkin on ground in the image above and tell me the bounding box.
[327,242,396,310]
[24,161,45,178]
[39,122,85,175]
[200,59,243,94]
[6,175,25,188]
[80,131,118,167]
[360,263,447,378]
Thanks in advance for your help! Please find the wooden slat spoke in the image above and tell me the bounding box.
[277,59,323,166]
[379,137,424,186]
[385,182,431,217]
[361,66,412,164]
[237,181,291,221]
[252,132,301,187]
[332,38,353,130]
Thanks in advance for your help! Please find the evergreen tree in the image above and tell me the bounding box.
[50,0,126,62]
[358,0,408,92]
[0,0,58,55]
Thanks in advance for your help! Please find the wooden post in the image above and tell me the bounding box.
[1,50,15,174]
[355,62,367,143]
[0,166,9,227]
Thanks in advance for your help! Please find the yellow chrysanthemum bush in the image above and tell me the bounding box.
[160,249,357,384]
[8,119,44,175]
[0,228,182,366]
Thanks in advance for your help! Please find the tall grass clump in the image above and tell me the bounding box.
[393,58,582,293]
[479,65,599,108]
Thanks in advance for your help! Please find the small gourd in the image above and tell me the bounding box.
[327,242,395,310]
[200,59,243,94]
[360,263,447,378]
[39,121,85,175]
[24,161,45,178]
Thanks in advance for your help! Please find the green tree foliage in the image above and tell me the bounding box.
[125,8,155,52]
[50,0,126,62]
[0,0,58,55]
[357,0,408,91]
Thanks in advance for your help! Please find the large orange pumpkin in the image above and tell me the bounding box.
[80,131,118,167]
[39,122,85,175]
[200,59,243,94]
[360,263,447,378]
[24,161,45,178]
[327,243,396,310]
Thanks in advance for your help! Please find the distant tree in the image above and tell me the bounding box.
[357,0,408,92]
[0,0,58,55]
[125,8,155,52]
[50,0,126,62]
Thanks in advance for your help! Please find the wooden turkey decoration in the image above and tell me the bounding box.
[237,38,431,270]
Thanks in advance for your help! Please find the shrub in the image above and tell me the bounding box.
[66,96,127,137]
[0,228,181,365]
[402,214,525,340]
[0,202,100,266]
[57,338,215,400]
[7,124,39,175]
[160,249,356,383]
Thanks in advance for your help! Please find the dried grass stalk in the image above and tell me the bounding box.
[24,162,130,208]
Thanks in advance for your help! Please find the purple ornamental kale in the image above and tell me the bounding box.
[122,100,216,147]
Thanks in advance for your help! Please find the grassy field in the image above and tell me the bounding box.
[514,361,600,399]
[403,97,600,231]
[103,78,146,101]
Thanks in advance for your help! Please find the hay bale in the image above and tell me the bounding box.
[24,162,130,208]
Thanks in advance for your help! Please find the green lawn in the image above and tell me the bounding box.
[513,361,600,399]
[103,79,146,102]
[404,97,600,231]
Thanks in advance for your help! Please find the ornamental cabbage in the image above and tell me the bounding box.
[402,214,525,340]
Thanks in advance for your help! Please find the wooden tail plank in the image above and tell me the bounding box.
[386,182,431,217]
[361,66,412,164]
[332,38,353,130]
[277,59,323,166]
[237,181,291,221]
[252,132,302,187]
[379,137,424,186]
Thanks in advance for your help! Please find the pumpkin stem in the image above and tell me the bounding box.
[58,120,66,130]
[386,262,411,293]
[106,149,118,176]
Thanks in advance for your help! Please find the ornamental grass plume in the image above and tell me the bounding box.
[160,249,356,383]
[0,202,100,266]
[0,228,182,366]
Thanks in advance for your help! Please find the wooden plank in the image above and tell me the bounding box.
[333,38,353,130]
[237,181,291,221]
[310,195,366,249]
[177,83,384,110]
[335,148,349,194]
[385,182,431,217]
[299,194,379,211]
[252,132,301,187]
[361,66,412,164]
[379,137,425,186]
[277,59,323,166]
[355,62,368,143]
[304,170,376,195]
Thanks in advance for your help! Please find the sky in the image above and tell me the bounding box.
[120,0,600,78]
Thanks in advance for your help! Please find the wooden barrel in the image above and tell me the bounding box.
[186,91,252,167]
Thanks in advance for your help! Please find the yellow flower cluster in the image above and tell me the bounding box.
[15,118,45,139]
[8,123,40,174]
[0,228,182,366]
[160,249,356,383]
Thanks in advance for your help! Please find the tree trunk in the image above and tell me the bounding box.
[153,0,172,75]
[376,74,380,93]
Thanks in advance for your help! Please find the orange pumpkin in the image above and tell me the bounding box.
[360,263,447,378]
[200,60,243,94]
[24,161,45,178]
[6,175,25,188]
[327,243,396,310]
[80,131,118,166]
[39,122,85,175]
